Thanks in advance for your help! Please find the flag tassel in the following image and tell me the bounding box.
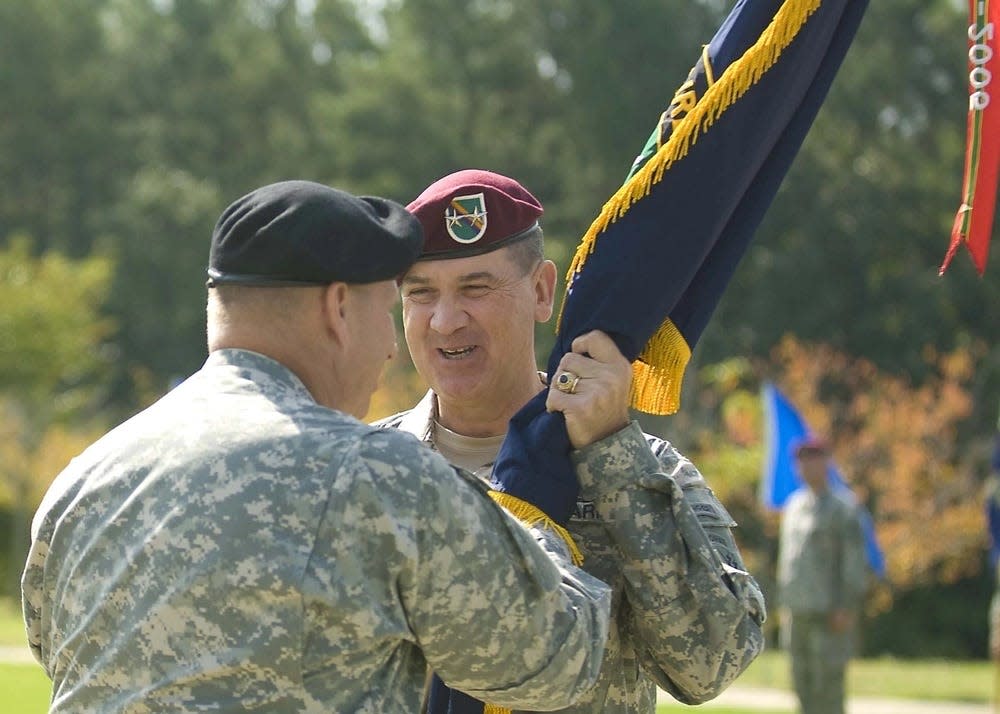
[488,491,584,566]
[630,317,692,415]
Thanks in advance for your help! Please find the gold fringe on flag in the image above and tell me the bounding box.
[630,317,692,415]
[483,705,510,714]
[557,0,822,415]
[488,491,584,566]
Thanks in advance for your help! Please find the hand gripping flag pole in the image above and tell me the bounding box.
[941,0,999,276]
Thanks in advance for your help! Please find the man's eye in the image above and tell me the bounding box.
[463,285,490,297]
[403,288,434,301]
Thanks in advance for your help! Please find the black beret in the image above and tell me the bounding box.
[207,180,424,287]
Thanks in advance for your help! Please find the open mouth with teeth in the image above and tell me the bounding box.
[439,346,476,359]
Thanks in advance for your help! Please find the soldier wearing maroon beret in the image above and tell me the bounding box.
[374,169,765,714]
[778,434,868,714]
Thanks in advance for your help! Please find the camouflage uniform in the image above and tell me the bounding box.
[777,487,868,714]
[375,390,767,712]
[22,350,611,713]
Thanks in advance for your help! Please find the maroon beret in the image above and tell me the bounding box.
[792,435,830,457]
[406,169,543,260]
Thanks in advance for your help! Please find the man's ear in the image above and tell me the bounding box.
[320,282,351,345]
[534,259,558,322]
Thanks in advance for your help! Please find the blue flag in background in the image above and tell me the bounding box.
[988,498,1000,569]
[988,431,1000,569]
[761,382,886,578]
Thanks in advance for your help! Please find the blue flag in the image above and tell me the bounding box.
[492,0,870,525]
[988,431,1000,569]
[439,4,871,713]
[760,382,886,578]
[988,489,1000,570]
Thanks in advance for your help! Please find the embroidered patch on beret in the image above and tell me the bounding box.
[407,169,543,260]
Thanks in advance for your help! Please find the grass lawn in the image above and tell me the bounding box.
[2,597,996,713]
[2,597,51,712]
[735,647,995,703]
[0,596,27,648]
[1,662,51,713]
[2,660,795,714]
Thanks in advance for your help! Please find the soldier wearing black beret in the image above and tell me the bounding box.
[23,179,614,713]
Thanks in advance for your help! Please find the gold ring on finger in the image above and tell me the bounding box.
[554,371,581,394]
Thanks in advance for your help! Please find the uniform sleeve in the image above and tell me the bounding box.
[572,421,766,705]
[21,482,70,672]
[21,527,48,668]
[835,501,869,611]
[324,431,612,711]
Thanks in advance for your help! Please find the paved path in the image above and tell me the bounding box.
[658,686,992,713]
[0,644,34,664]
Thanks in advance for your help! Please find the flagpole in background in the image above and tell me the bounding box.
[941,0,998,275]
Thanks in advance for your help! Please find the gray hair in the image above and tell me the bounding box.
[505,226,544,275]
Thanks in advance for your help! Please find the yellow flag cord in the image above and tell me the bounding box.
[488,491,584,566]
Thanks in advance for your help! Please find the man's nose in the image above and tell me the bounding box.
[429,296,470,334]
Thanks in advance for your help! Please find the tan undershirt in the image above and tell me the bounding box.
[432,420,505,479]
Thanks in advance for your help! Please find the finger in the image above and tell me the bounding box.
[554,353,592,380]
[545,385,571,413]
[571,330,628,366]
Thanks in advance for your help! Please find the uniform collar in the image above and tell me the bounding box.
[396,389,437,443]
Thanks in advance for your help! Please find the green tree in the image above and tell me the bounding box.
[0,0,125,256]
[98,168,223,395]
[0,238,114,597]
[2,0,996,467]
[538,0,723,226]
[2,0,379,407]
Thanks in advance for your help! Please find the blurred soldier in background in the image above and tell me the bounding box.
[777,435,868,714]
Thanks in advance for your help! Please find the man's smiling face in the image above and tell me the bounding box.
[400,246,549,412]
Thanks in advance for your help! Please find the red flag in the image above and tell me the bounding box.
[941,0,1000,275]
